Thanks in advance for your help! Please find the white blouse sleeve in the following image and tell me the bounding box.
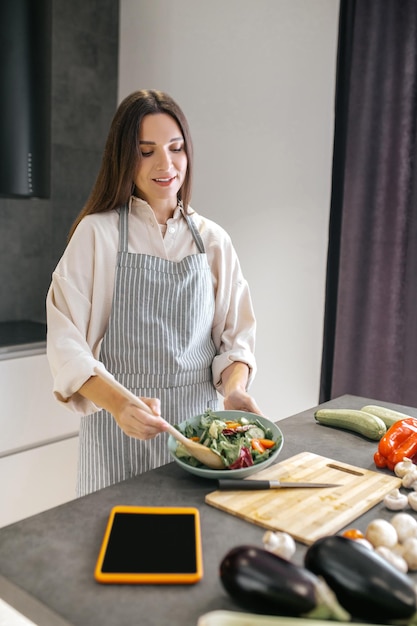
[204,222,257,395]
[46,216,116,415]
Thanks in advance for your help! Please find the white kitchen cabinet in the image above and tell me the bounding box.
[0,353,80,527]
[0,436,78,527]
[1,354,80,455]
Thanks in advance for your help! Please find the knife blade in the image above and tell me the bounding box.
[217,479,343,490]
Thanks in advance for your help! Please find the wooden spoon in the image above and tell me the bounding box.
[93,367,225,469]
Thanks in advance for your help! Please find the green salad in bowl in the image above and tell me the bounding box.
[168,409,284,479]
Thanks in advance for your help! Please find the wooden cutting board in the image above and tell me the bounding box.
[205,451,401,545]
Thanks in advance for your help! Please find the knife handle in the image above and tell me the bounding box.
[218,479,270,490]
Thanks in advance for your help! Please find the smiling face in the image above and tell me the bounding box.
[134,113,188,220]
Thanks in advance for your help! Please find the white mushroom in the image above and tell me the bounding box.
[375,546,408,573]
[262,530,296,560]
[391,542,406,557]
[383,489,408,511]
[401,537,417,571]
[365,519,398,548]
[408,492,417,512]
[402,468,417,488]
[263,530,279,550]
[394,458,416,478]
[390,512,417,543]
[354,538,374,550]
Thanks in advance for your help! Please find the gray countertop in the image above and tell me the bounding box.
[1,394,417,626]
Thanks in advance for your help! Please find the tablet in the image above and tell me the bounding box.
[94,505,203,584]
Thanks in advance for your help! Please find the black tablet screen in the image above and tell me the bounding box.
[101,512,198,574]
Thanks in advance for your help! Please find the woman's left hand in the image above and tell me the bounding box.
[223,388,263,416]
[221,361,263,416]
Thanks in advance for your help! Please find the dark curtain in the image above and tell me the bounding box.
[320,0,417,406]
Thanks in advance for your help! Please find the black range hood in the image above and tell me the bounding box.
[0,0,52,198]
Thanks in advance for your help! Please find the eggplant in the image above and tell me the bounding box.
[304,534,417,623]
[219,545,349,620]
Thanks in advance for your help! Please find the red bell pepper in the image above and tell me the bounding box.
[374,417,417,471]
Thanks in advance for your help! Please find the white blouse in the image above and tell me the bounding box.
[46,196,257,415]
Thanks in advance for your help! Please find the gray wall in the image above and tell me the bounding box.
[0,0,119,323]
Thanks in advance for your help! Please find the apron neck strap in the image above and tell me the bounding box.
[118,205,129,252]
[180,207,205,254]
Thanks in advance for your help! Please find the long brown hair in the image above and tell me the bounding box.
[68,90,194,240]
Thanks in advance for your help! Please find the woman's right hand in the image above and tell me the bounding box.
[114,397,168,439]
[78,374,168,440]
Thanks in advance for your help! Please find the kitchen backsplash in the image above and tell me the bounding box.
[0,0,119,324]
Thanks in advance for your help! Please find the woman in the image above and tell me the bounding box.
[46,89,261,496]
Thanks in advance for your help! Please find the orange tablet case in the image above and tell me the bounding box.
[94,505,203,584]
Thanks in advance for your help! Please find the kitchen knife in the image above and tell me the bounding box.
[217,479,342,490]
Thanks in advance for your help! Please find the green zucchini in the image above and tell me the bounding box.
[360,404,413,429]
[314,408,386,440]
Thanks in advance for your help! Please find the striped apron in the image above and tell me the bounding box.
[77,205,218,496]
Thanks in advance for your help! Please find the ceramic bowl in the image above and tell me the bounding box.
[167,410,284,479]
